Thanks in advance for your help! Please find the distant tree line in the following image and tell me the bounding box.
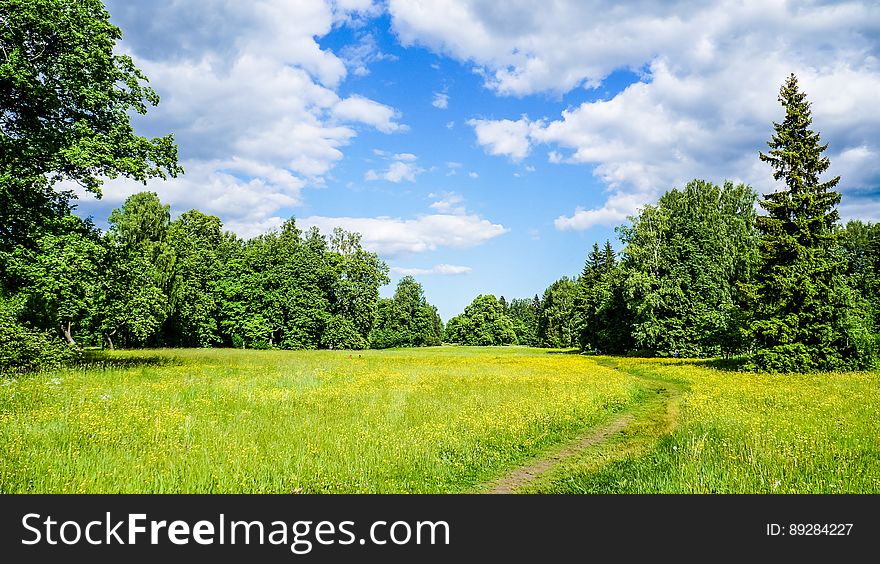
[446,180,878,371]
[0,190,451,365]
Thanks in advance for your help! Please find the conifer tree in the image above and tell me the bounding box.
[750,74,871,371]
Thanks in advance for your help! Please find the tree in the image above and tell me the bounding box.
[840,220,880,334]
[370,276,443,349]
[444,294,516,346]
[7,214,104,346]
[0,294,74,374]
[327,228,390,344]
[96,192,173,348]
[749,74,874,371]
[164,210,225,347]
[575,241,632,354]
[537,277,578,348]
[0,0,181,250]
[507,297,540,346]
[619,180,758,357]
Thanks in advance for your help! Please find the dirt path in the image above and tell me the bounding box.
[484,360,682,494]
[485,412,635,494]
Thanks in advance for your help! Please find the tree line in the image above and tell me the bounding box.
[1,191,444,364]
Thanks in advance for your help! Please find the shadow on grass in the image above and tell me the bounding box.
[72,351,184,370]
[544,348,752,374]
[693,357,751,372]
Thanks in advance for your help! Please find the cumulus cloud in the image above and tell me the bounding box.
[391,264,473,276]
[365,153,425,182]
[428,192,466,214]
[333,96,406,133]
[302,190,506,257]
[390,0,880,229]
[301,213,508,257]
[99,0,404,236]
[468,117,534,160]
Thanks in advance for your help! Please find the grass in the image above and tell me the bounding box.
[524,357,880,493]
[2,347,878,493]
[0,347,635,493]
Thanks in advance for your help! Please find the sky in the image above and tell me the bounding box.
[74,0,880,321]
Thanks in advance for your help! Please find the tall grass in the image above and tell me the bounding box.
[0,347,635,493]
[4,349,877,493]
[526,358,880,493]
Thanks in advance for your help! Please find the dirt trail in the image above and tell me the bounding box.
[484,361,682,494]
[486,412,635,494]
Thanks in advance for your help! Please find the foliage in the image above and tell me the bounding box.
[507,296,540,347]
[748,74,875,371]
[370,276,443,348]
[321,315,368,350]
[618,180,759,357]
[163,210,225,347]
[537,277,578,348]
[840,221,880,347]
[0,295,74,375]
[575,242,632,354]
[0,0,181,250]
[97,192,172,348]
[6,214,104,347]
[444,294,517,346]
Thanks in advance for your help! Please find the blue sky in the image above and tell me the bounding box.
[76,0,880,321]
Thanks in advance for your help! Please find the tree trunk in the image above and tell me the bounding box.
[61,321,77,347]
[104,332,115,350]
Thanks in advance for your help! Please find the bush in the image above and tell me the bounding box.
[0,297,74,375]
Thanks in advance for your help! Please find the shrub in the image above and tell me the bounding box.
[0,297,74,375]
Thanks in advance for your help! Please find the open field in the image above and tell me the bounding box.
[1,347,878,493]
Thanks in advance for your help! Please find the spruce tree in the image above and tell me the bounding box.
[750,74,868,371]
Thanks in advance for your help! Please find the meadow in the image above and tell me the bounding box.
[1,347,878,493]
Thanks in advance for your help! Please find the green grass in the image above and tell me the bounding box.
[0,347,635,493]
[524,358,880,493]
[2,348,878,493]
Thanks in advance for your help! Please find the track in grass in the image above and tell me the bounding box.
[486,413,635,494]
[483,362,683,494]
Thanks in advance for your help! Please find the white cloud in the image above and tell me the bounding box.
[408,1,880,229]
[365,153,425,183]
[554,192,646,231]
[302,213,508,257]
[468,117,534,160]
[432,91,450,109]
[99,0,406,236]
[333,95,405,133]
[468,171,479,179]
[340,31,397,76]
[391,264,473,276]
[71,159,301,240]
[303,190,506,257]
[428,192,466,214]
